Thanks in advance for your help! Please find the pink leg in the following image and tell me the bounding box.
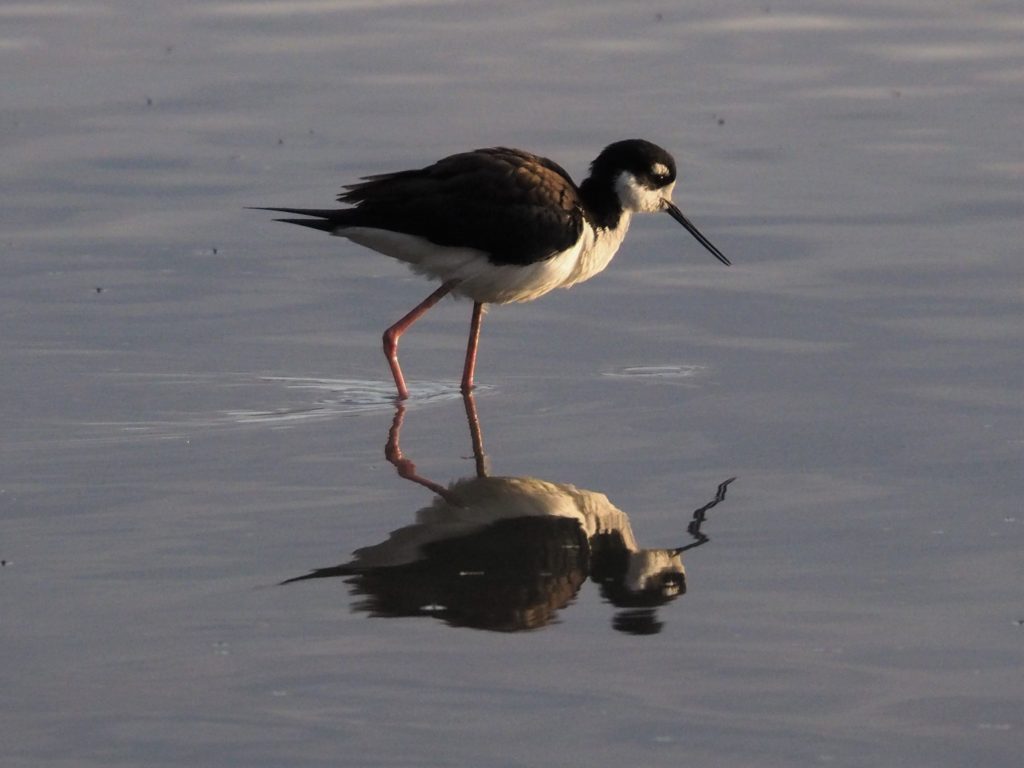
[460,302,485,394]
[462,391,488,478]
[385,403,458,501]
[383,280,457,399]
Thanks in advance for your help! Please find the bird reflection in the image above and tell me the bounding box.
[283,395,734,634]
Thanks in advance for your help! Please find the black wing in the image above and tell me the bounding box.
[257,148,586,266]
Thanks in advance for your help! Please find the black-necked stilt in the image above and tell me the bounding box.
[253,139,730,399]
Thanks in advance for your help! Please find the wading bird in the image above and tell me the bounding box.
[254,139,730,399]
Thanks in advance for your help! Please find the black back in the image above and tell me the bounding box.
[337,148,586,265]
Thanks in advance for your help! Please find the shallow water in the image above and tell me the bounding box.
[2,1,1021,766]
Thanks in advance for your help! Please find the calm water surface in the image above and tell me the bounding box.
[2,1,1021,766]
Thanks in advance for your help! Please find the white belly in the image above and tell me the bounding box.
[338,215,631,304]
[561,215,631,289]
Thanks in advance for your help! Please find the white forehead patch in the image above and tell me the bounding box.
[652,162,670,178]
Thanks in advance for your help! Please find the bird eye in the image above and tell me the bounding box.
[648,173,671,190]
[650,162,672,185]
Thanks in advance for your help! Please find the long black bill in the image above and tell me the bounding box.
[670,477,736,555]
[665,202,731,266]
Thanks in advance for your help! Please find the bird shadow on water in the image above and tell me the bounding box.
[283,393,735,635]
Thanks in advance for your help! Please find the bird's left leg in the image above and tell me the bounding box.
[383,280,458,399]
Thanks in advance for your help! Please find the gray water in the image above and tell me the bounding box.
[2,2,1021,766]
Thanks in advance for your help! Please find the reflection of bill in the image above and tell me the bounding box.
[284,395,734,635]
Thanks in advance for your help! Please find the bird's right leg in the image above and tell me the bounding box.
[383,280,458,399]
[460,302,485,394]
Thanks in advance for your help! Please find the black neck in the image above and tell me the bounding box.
[578,173,624,230]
